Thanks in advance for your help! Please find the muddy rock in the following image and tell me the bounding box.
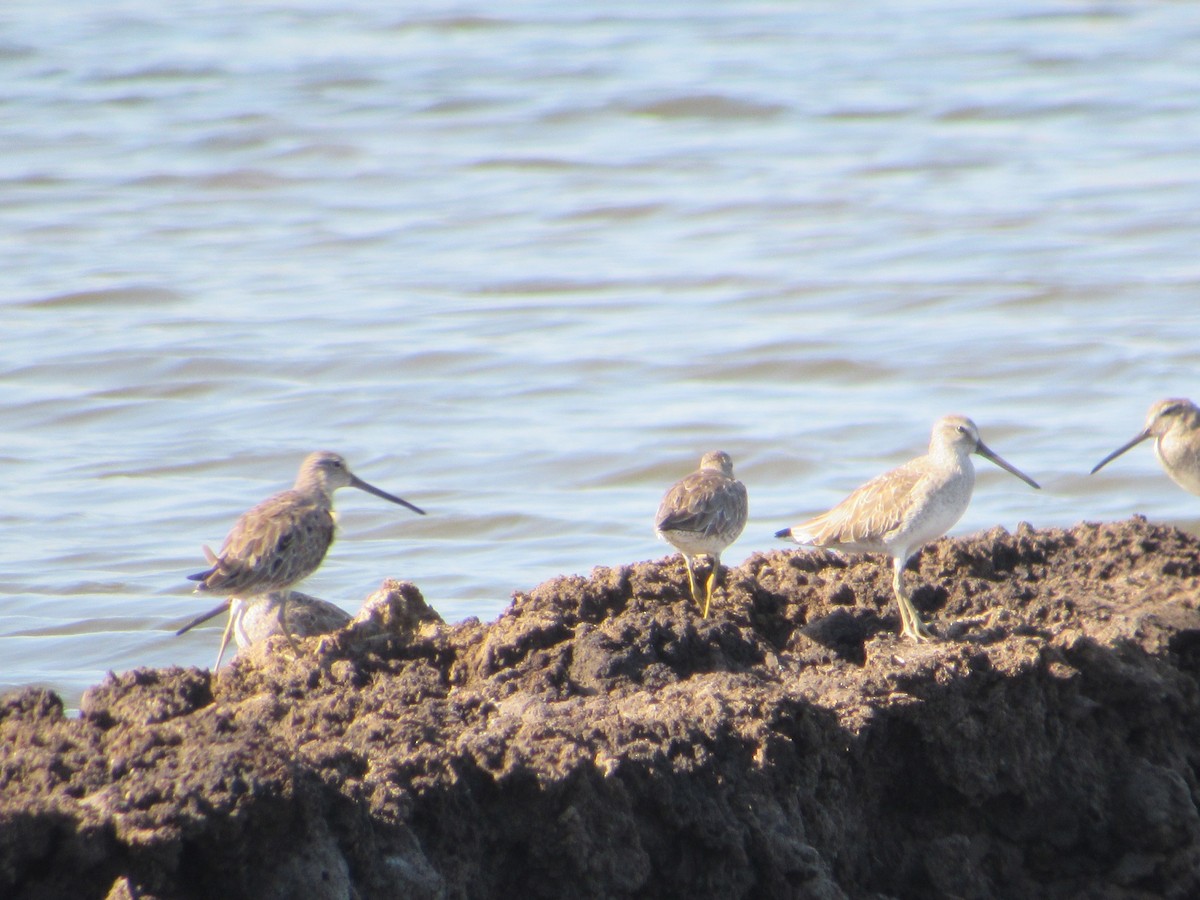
[4,518,1200,898]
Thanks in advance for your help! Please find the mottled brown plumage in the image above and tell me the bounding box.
[189,489,336,596]
[655,450,748,618]
[184,451,423,663]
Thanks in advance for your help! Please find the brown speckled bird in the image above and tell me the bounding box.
[185,451,423,662]
[655,450,748,618]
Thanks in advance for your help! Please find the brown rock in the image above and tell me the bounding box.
[3,518,1200,898]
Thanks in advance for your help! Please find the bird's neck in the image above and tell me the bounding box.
[293,475,335,504]
[930,440,972,472]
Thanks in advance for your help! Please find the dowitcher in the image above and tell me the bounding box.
[176,591,352,668]
[655,450,748,618]
[775,415,1040,642]
[1090,398,1200,496]
[186,451,423,661]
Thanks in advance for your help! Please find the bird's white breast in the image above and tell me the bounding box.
[894,459,975,554]
[1157,433,1200,497]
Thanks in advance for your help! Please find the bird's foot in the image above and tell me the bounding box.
[900,619,938,643]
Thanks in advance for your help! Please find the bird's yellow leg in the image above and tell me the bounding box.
[891,564,915,636]
[893,558,935,642]
[701,556,721,619]
[214,604,237,670]
[683,555,701,608]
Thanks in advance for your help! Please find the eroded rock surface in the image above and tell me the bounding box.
[4,518,1200,899]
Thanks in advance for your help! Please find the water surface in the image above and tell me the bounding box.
[3,0,1200,706]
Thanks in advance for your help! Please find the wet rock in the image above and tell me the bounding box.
[348,579,445,637]
[80,667,212,728]
[4,518,1200,898]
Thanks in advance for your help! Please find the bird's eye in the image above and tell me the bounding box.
[956,425,969,435]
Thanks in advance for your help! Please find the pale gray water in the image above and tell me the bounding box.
[2,1,1200,707]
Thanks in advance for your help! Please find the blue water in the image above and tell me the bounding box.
[3,0,1200,706]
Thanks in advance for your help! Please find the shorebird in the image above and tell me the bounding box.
[655,450,748,618]
[185,451,423,663]
[175,591,352,668]
[1090,398,1200,496]
[775,415,1040,642]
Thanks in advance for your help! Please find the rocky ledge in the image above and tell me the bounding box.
[4,517,1200,899]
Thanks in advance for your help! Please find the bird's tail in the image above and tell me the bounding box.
[776,525,820,545]
[187,545,220,584]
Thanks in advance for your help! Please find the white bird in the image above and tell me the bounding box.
[776,415,1039,641]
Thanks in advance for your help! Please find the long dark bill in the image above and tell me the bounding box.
[1090,430,1151,475]
[350,475,426,515]
[976,442,1041,490]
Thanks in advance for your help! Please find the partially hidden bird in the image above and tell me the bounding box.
[176,590,352,668]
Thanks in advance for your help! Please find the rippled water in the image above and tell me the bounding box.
[3,0,1200,707]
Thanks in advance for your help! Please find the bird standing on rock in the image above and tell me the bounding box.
[655,450,748,618]
[1091,398,1200,496]
[184,451,424,666]
[775,415,1040,642]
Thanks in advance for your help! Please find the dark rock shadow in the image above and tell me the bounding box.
[6,520,1200,898]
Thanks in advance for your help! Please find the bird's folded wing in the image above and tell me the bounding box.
[200,492,333,591]
[656,473,746,537]
[794,461,926,546]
